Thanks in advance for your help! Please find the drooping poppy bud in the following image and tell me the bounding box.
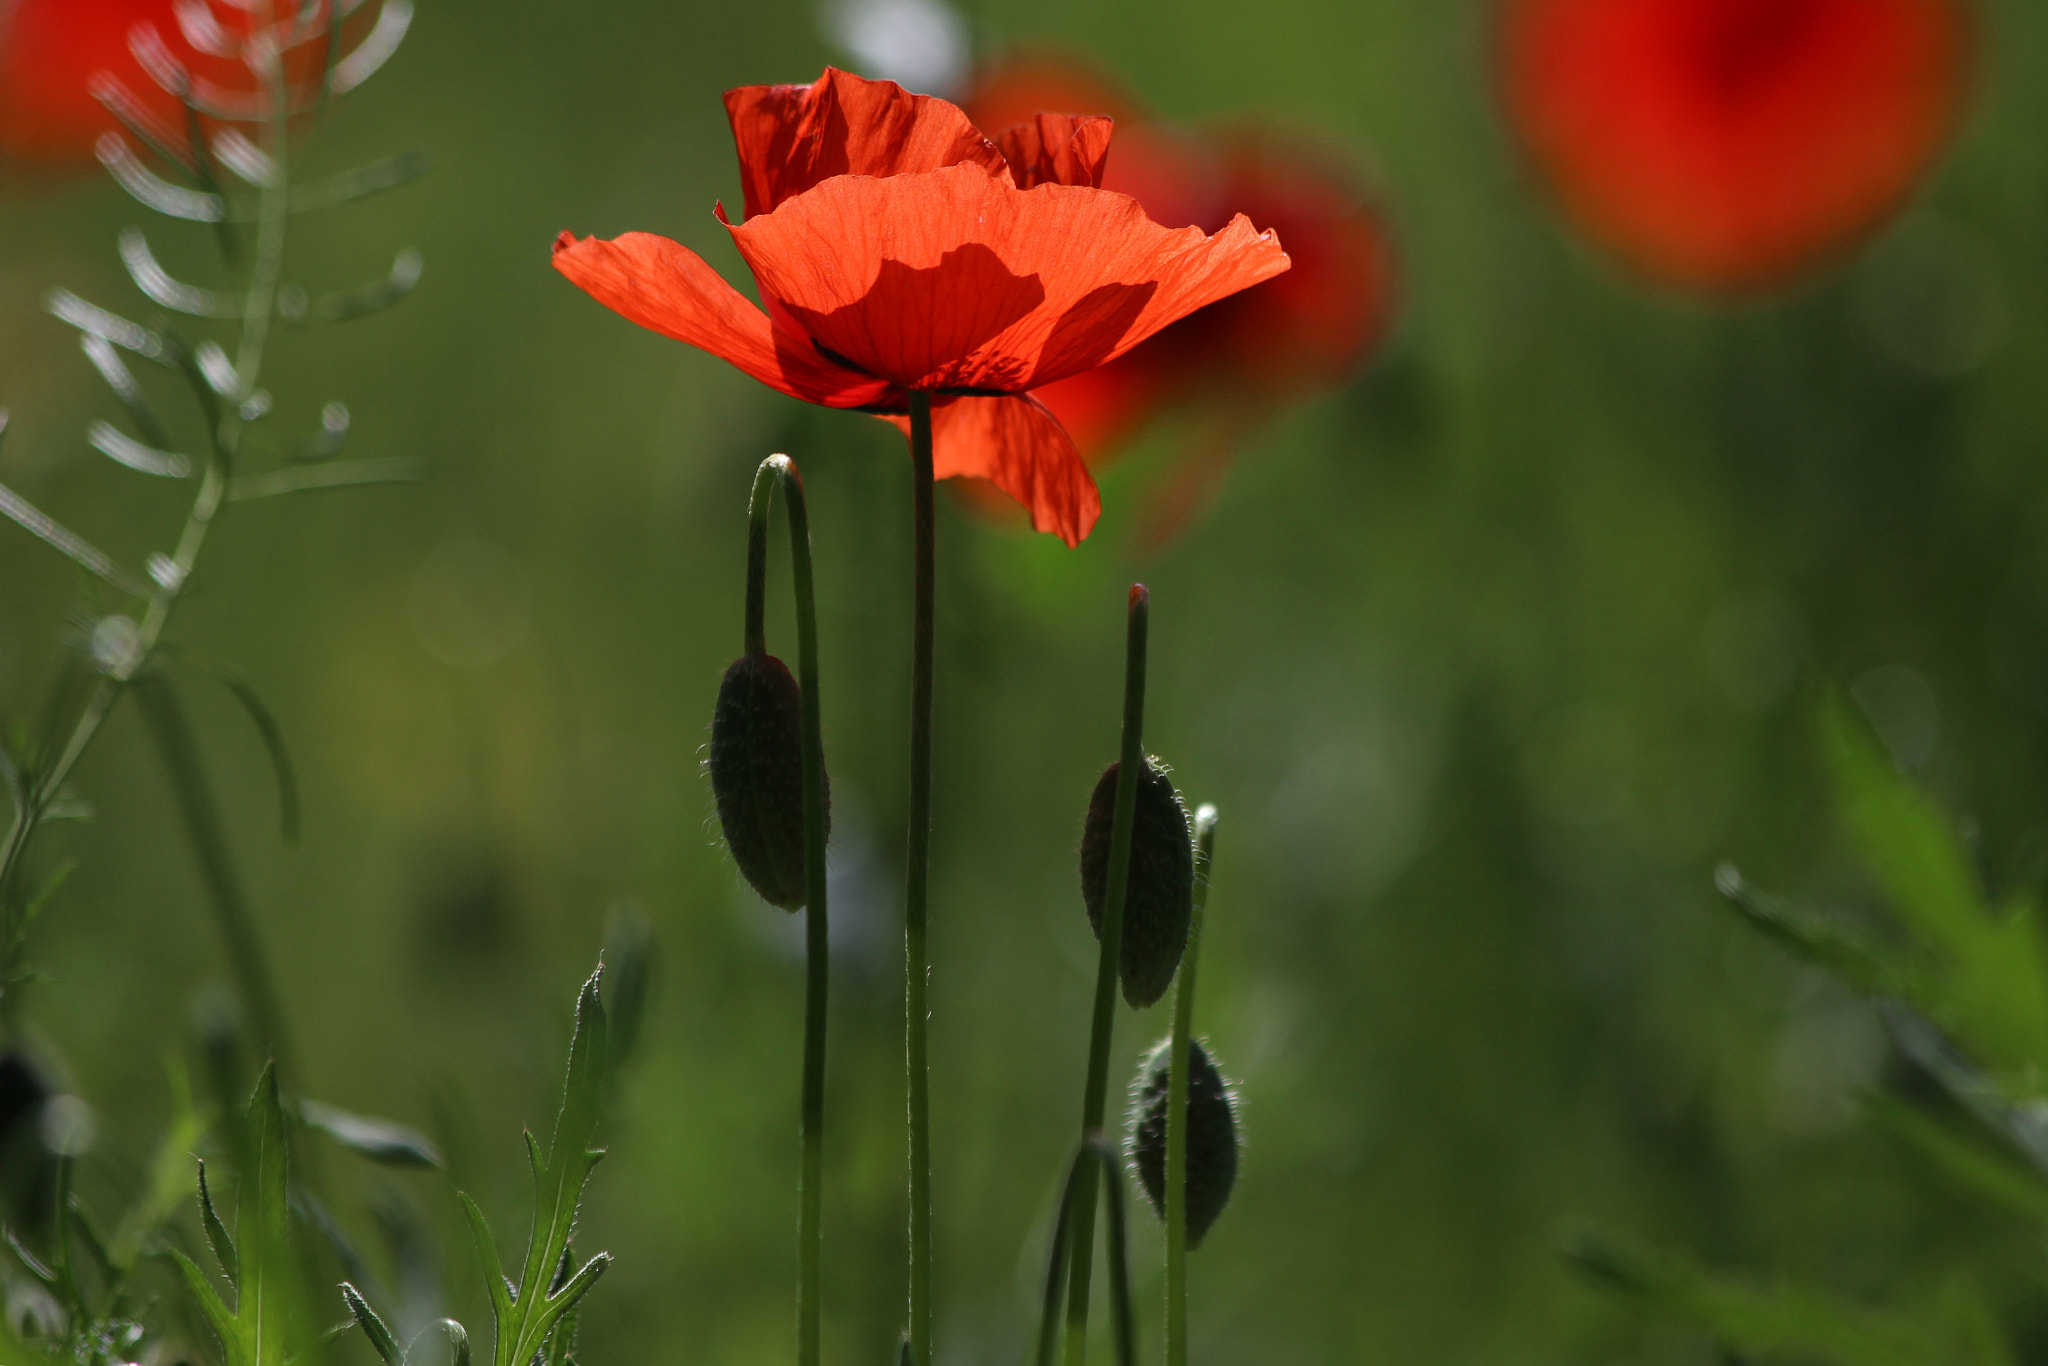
[1127,1036,1240,1248]
[708,653,826,910]
[1080,757,1193,1008]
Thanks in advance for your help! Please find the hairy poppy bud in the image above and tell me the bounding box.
[1127,1037,1239,1249]
[1080,758,1194,1007]
[708,653,826,910]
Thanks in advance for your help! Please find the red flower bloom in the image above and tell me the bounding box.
[552,67,1290,547]
[0,0,373,165]
[1499,0,1971,293]
[963,59,1395,543]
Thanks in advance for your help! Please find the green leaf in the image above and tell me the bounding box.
[460,964,611,1366]
[458,1192,514,1323]
[1867,1090,2048,1223]
[109,1076,204,1271]
[6,1228,57,1287]
[133,674,290,1066]
[1562,1222,2005,1366]
[240,1063,293,1366]
[198,1158,240,1288]
[1094,1143,1136,1366]
[228,457,422,502]
[278,249,422,324]
[169,1246,237,1351]
[1714,864,1913,997]
[342,1283,401,1366]
[286,149,430,214]
[157,648,301,844]
[1822,694,2048,1072]
[300,1099,442,1168]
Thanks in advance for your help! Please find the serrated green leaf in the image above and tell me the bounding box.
[198,1159,239,1288]
[1822,694,2048,1074]
[457,1192,513,1330]
[462,965,611,1366]
[342,1282,401,1366]
[169,1245,237,1350]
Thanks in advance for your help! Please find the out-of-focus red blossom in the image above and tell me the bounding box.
[552,68,1290,547]
[962,57,1395,544]
[1,0,355,165]
[1499,0,1972,294]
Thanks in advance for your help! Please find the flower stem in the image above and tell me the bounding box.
[1165,806,1217,1366]
[904,392,936,1366]
[1062,586,1150,1366]
[747,454,831,1366]
[1035,1143,1090,1366]
[1037,1140,1138,1366]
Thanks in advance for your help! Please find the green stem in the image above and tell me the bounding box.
[0,6,297,1058]
[132,673,296,1085]
[1062,586,1150,1366]
[747,455,830,1366]
[234,3,293,392]
[904,393,936,1366]
[1165,807,1217,1366]
[1034,1145,1090,1366]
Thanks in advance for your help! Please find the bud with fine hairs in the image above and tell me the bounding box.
[708,652,827,909]
[1081,757,1194,1007]
[1128,1036,1241,1248]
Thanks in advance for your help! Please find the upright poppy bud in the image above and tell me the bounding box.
[1080,757,1193,1008]
[1127,1036,1240,1248]
[708,652,826,910]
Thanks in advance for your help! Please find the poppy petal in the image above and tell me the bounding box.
[551,230,891,409]
[723,66,1010,220]
[997,113,1115,188]
[1500,0,1970,291]
[885,394,1100,547]
[727,163,1289,393]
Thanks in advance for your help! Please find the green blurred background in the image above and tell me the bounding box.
[5,0,2048,1361]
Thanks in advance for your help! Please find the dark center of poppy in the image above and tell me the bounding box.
[1682,0,1829,105]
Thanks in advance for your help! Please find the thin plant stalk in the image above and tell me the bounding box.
[1035,1144,1091,1366]
[744,454,831,1366]
[904,391,937,1366]
[1165,806,1218,1366]
[1061,586,1150,1366]
[1036,1141,1138,1366]
[0,8,299,1071]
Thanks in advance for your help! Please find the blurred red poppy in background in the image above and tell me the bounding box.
[1499,0,1971,294]
[965,57,1396,546]
[0,0,378,166]
[554,68,1291,546]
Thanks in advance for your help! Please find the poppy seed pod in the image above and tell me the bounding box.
[708,653,826,910]
[1081,758,1194,1007]
[1127,1036,1240,1248]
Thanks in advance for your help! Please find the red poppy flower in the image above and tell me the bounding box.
[551,67,1290,547]
[1499,0,1971,293]
[962,58,1394,543]
[1,0,373,165]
